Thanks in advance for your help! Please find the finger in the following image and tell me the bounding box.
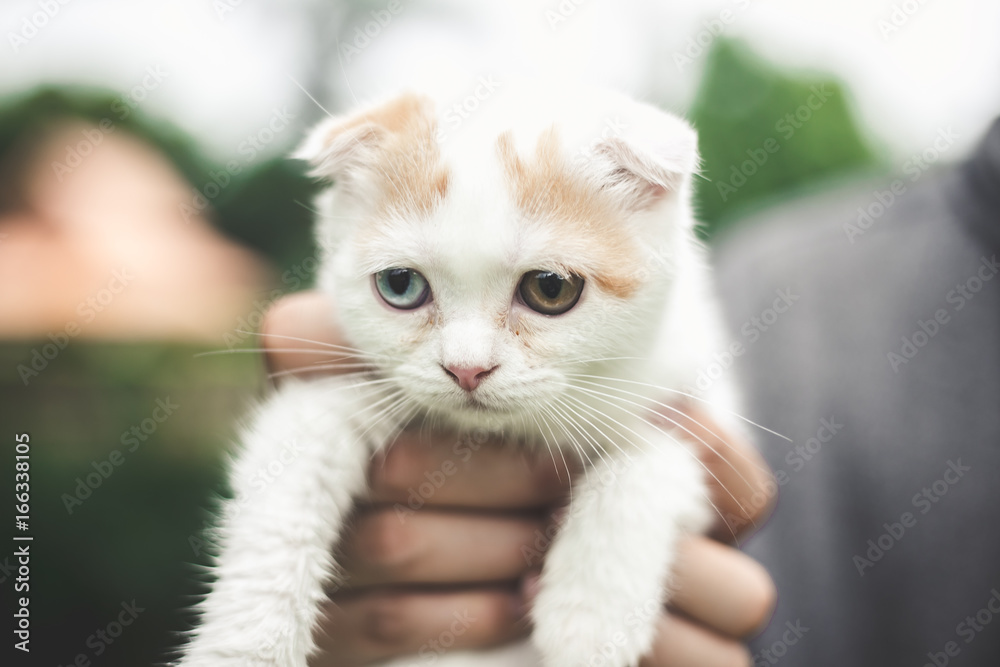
[668,536,776,639]
[312,588,527,666]
[341,508,549,587]
[640,614,751,667]
[369,430,578,510]
[262,291,347,379]
[658,403,776,538]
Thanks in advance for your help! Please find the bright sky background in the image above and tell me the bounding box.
[2,0,998,166]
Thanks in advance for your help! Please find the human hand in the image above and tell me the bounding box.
[262,291,777,667]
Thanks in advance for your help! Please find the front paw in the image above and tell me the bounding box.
[531,586,661,667]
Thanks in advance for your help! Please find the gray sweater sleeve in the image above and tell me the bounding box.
[711,120,1000,666]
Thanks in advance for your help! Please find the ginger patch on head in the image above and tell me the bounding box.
[371,95,449,218]
[330,94,450,219]
[496,127,641,298]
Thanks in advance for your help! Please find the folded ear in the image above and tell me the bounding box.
[293,93,437,194]
[588,119,699,212]
[293,117,383,184]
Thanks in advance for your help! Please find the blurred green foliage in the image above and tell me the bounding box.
[0,342,261,665]
[689,39,881,239]
[211,158,319,276]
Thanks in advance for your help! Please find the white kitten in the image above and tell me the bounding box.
[178,81,738,667]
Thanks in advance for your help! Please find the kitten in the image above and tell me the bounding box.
[178,81,738,667]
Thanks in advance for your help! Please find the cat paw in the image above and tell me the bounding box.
[531,590,658,667]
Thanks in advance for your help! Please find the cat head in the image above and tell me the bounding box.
[295,82,699,432]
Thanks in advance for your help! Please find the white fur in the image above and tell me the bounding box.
[178,82,736,667]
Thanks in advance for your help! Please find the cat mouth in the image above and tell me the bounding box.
[459,392,510,414]
[464,395,497,411]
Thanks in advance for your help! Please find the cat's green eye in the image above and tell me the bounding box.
[374,268,430,310]
[518,271,584,315]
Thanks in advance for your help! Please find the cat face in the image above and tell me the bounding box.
[296,84,698,432]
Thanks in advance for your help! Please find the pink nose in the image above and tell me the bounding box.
[443,365,498,392]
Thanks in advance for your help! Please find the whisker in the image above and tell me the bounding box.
[564,373,790,442]
[375,397,424,462]
[560,356,649,366]
[566,377,781,472]
[380,397,423,442]
[238,330,396,360]
[547,400,604,469]
[559,385,755,530]
[515,409,562,483]
[558,394,739,540]
[527,409,574,493]
[552,395,636,464]
[266,365,367,381]
[387,401,422,444]
[548,398,619,473]
[552,395,637,464]
[352,394,411,456]
[291,199,360,221]
[540,401,597,472]
[193,348,374,358]
[319,376,397,392]
[562,381,762,488]
[306,360,377,369]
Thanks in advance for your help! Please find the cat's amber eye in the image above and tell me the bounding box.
[374,268,430,310]
[518,271,584,315]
